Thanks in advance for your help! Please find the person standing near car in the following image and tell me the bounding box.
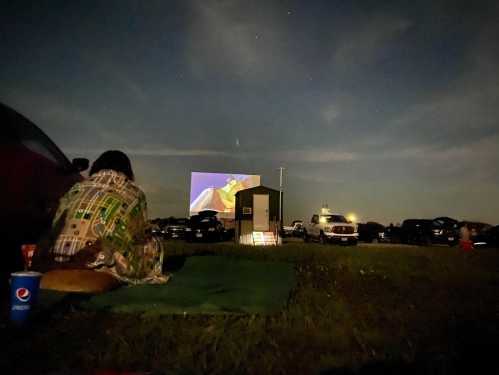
[459,223,473,252]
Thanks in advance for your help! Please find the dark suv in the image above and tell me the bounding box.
[164,217,189,240]
[431,217,459,246]
[1,103,89,286]
[401,217,460,246]
[357,222,385,243]
[186,210,225,242]
[400,219,434,245]
[480,225,499,248]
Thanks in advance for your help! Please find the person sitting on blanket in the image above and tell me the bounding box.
[34,150,168,285]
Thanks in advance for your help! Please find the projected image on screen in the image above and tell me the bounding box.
[190,172,260,218]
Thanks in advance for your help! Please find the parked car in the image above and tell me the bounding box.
[461,221,492,237]
[0,102,89,285]
[292,222,305,238]
[282,220,303,237]
[186,210,225,242]
[480,225,499,248]
[303,208,358,245]
[460,221,493,248]
[400,217,461,246]
[383,224,402,243]
[164,217,189,239]
[357,222,385,243]
[431,217,459,246]
[150,223,163,237]
[400,219,434,245]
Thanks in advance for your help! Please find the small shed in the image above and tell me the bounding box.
[235,185,281,245]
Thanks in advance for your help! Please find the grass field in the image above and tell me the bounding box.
[1,242,499,374]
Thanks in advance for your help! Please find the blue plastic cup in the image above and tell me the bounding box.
[10,271,42,324]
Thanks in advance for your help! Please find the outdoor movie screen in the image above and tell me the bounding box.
[189,172,260,218]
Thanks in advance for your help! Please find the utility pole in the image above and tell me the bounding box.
[278,167,285,232]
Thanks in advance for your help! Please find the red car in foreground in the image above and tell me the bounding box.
[0,103,89,290]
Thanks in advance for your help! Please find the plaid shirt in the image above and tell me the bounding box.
[52,170,147,262]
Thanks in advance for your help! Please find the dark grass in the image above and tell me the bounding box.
[1,242,498,374]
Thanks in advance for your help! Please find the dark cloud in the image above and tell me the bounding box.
[1,0,498,224]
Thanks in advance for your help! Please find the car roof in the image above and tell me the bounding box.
[403,219,432,224]
[1,102,73,168]
[433,216,458,223]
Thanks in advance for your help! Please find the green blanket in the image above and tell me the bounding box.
[81,256,295,315]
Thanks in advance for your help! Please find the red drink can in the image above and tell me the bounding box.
[21,244,37,270]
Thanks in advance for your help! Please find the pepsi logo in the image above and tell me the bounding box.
[15,288,31,302]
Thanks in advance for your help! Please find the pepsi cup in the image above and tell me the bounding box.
[10,271,42,324]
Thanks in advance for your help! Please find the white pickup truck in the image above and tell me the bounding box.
[303,209,358,245]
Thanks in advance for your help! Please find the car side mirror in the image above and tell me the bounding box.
[72,158,89,172]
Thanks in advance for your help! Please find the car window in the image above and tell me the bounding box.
[326,215,347,223]
[433,219,444,227]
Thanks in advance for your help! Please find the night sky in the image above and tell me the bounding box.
[1,0,498,225]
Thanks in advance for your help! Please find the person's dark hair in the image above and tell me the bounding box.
[89,150,134,181]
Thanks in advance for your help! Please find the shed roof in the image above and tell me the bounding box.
[235,185,279,196]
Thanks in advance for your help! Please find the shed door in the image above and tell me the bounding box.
[253,194,269,231]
